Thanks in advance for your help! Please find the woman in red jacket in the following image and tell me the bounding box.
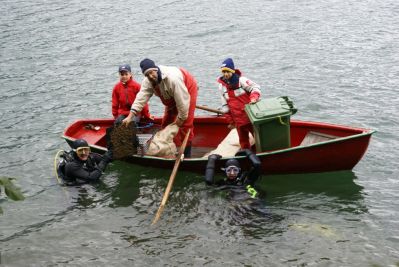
[217,58,261,149]
[112,64,152,124]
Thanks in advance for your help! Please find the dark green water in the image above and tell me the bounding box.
[1,0,398,266]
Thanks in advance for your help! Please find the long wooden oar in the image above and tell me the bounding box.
[151,128,191,225]
[196,105,223,115]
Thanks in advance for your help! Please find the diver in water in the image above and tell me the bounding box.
[57,139,112,185]
[204,149,261,198]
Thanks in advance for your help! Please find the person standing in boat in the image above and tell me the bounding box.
[62,139,113,185]
[217,58,261,150]
[122,58,198,157]
[112,64,153,125]
[204,149,262,197]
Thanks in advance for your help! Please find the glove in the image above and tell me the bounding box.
[208,154,222,161]
[235,149,253,157]
[103,150,113,163]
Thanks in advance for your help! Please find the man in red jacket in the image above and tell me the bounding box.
[112,64,152,124]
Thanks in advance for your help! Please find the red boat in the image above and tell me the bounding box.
[61,116,374,175]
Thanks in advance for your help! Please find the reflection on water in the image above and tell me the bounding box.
[48,165,371,265]
[262,170,367,212]
[262,171,363,198]
[69,165,367,234]
[64,164,366,232]
[36,165,385,267]
[71,162,160,209]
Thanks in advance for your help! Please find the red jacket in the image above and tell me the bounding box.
[111,79,151,119]
[217,70,261,127]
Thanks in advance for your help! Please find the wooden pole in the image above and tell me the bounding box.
[195,105,223,115]
[151,129,191,225]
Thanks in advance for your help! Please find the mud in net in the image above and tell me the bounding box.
[109,122,160,159]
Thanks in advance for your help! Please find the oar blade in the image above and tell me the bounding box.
[152,204,165,225]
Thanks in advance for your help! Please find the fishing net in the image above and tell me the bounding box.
[108,122,161,159]
[109,123,138,159]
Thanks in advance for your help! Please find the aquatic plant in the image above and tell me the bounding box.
[0,176,24,214]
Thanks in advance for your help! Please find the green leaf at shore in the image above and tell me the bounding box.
[0,176,25,201]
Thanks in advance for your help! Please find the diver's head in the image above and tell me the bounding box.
[72,139,90,161]
[224,159,241,180]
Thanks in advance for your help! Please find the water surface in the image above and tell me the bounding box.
[1,0,398,266]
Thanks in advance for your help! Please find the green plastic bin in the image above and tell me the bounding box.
[245,96,297,152]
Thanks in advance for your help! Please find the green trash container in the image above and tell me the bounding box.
[245,96,297,152]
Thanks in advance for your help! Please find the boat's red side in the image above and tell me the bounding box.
[62,117,374,174]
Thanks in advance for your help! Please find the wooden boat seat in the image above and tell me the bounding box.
[300,131,338,146]
[202,129,255,158]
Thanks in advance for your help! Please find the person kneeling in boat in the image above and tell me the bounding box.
[204,149,261,197]
[63,139,113,185]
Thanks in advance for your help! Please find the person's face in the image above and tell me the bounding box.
[225,165,240,180]
[145,69,159,86]
[119,71,132,83]
[222,70,233,80]
[76,147,90,161]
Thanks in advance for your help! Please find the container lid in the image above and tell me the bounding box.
[245,96,297,123]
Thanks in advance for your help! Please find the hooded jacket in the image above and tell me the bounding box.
[217,69,261,127]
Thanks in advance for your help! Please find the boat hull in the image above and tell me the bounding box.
[62,117,374,175]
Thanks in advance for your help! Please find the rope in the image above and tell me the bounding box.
[53,150,64,185]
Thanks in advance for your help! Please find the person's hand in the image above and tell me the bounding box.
[227,123,235,129]
[175,117,184,127]
[250,98,258,104]
[122,113,135,127]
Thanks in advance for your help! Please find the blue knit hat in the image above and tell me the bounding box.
[140,58,158,75]
[220,58,235,73]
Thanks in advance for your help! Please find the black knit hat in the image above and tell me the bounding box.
[72,139,89,149]
[140,58,158,75]
[225,158,240,169]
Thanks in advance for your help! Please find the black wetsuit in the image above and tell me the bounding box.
[204,149,262,198]
[64,152,111,185]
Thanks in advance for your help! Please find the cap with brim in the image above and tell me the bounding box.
[119,64,131,73]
